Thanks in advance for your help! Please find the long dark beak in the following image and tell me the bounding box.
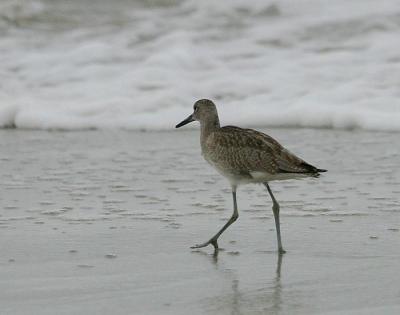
[175,114,194,128]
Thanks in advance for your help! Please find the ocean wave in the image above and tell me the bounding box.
[1,0,399,131]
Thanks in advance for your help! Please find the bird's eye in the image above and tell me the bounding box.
[194,106,198,112]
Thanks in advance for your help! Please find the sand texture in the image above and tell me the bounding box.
[1,129,399,314]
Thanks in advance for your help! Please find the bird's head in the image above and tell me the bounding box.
[175,99,218,128]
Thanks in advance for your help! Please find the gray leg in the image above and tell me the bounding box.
[191,185,239,250]
[264,183,286,254]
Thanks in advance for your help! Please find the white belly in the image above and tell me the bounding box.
[249,171,309,182]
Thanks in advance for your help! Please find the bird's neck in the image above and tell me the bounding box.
[200,116,220,148]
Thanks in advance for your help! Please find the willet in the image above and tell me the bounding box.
[176,99,326,254]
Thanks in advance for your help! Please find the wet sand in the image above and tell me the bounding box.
[0,129,399,314]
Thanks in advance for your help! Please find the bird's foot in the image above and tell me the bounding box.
[278,248,286,254]
[191,238,219,250]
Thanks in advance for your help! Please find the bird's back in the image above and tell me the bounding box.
[202,126,325,183]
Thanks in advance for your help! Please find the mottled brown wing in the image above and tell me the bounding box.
[205,127,277,175]
[208,126,319,174]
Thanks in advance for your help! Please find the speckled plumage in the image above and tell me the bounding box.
[202,125,324,185]
[175,99,326,253]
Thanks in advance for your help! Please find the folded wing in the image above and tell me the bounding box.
[205,126,325,176]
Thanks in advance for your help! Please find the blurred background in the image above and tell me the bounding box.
[1,0,399,131]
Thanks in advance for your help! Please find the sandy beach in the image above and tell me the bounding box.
[1,128,399,314]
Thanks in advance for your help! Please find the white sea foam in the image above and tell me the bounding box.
[1,0,399,131]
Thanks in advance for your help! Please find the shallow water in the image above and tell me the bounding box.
[1,128,399,314]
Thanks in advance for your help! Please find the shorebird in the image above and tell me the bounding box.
[176,99,326,254]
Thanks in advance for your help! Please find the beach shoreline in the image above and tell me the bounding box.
[1,128,399,314]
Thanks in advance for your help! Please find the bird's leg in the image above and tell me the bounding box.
[264,183,286,254]
[191,185,239,251]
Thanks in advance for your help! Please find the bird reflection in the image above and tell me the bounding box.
[270,253,283,313]
[192,247,220,264]
[194,250,284,314]
[212,247,219,261]
[228,253,283,315]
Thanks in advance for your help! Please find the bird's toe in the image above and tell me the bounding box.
[190,243,209,249]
